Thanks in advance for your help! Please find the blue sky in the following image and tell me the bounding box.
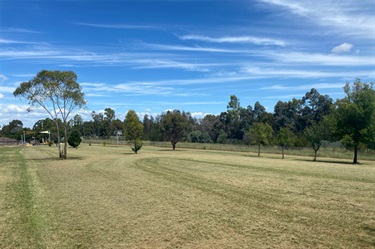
[1,0,374,128]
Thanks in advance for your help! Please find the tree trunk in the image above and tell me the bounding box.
[63,125,68,159]
[172,142,176,150]
[353,145,358,164]
[313,150,317,161]
[282,146,284,159]
[56,122,62,159]
[134,141,137,154]
[258,143,261,157]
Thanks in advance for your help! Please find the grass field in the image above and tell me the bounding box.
[1,144,375,248]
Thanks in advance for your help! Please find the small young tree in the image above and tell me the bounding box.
[161,110,187,150]
[68,130,82,149]
[305,119,330,161]
[277,127,294,159]
[124,110,144,154]
[247,122,273,157]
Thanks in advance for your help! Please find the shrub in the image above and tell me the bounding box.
[131,139,143,154]
[68,130,82,148]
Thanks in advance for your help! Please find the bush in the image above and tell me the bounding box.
[187,130,213,143]
[131,139,143,154]
[48,141,53,147]
[68,130,82,148]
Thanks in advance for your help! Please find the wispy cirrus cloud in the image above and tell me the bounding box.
[132,59,225,72]
[267,51,374,66]
[242,66,374,78]
[144,43,256,54]
[261,82,344,91]
[75,22,161,30]
[0,74,8,82]
[0,38,45,44]
[259,0,375,39]
[0,45,221,72]
[179,35,287,46]
[0,28,41,33]
[81,82,208,97]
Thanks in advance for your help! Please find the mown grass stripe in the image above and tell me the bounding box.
[0,147,53,249]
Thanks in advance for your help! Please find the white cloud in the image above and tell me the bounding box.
[261,82,344,90]
[5,104,26,113]
[0,93,4,98]
[145,43,255,54]
[260,0,308,16]
[332,43,353,54]
[0,74,8,82]
[259,0,374,39]
[0,86,15,93]
[268,51,373,66]
[242,66,374,79]
[179,35,286,46]
[1,28,41,33]
[132,59,214,72]
[190,112,213,119]
[0,39,45,44]
[75,22,160,30]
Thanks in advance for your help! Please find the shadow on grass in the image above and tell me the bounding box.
[27,156,87,161]
[122,152,138,155]
[294,158,357,165]
[154,148,187,152]
[362,225,375,246]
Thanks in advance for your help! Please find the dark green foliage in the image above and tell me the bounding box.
[161,110,188,150]
[332,79,375,163]
[247,122,274,157]
[13,70,85,159]
[131,139,143,154]
[187,130,213,143]
[304,119,330,161]
[68,130,81,148]
[277,127,295,159]
[0,120,24,139]
[124,110,144,154]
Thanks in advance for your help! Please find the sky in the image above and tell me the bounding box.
[1,0,374,128]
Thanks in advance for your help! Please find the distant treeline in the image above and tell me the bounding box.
[2,79,374,163]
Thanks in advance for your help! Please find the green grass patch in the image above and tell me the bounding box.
[1,144,374,248]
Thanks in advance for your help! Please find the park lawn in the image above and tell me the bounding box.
[0,144,374,248]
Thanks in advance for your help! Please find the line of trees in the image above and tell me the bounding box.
[1,70,374,163]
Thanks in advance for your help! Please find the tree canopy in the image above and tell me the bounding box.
[161,110,187,150]
[13,70,85,159]
[247,122,273,157]
[332,79,375,164]
[124,110,144,154]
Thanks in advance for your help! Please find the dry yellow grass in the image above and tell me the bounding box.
[1,144,374,248]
